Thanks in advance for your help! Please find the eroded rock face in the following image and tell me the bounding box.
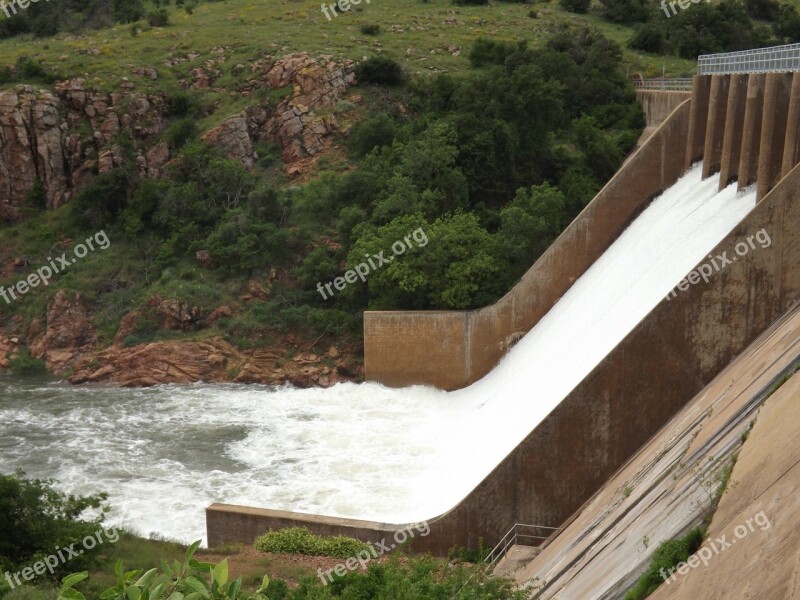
[67,337,363,388]
[0,80,167,219]
[0,53,356,218]
[203,53,356,173]
[26,290,97,373]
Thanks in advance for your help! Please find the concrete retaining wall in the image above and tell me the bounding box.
[364,99,692,390]
[636,90,692,145]
[206,74,800,554]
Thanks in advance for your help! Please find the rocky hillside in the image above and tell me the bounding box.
[0,52,356,219]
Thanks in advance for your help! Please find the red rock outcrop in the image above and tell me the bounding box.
[202,53,356,172]
[0,53,356,219]
[67,337,362,388]
[0,80,167,219]
[26,290,97,373]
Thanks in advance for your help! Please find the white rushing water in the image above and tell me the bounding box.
[0,165,757,545]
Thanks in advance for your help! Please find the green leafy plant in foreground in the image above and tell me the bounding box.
[57,541,270,600]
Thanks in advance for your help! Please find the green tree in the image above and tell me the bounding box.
[496,183,566,275]
[347,213,503,309]
[0,472,108,582]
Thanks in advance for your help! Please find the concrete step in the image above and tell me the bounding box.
[492,544,541,578]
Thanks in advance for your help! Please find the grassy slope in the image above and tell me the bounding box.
[0,0,726,361]
[0,0,697,127]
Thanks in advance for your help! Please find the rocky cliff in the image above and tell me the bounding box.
[0,52,356,220]
[0,52,360,386]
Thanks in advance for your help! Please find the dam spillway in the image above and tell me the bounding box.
[0,167,758,547]
[209,56,800,553]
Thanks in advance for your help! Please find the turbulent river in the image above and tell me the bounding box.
[0,165,757,545]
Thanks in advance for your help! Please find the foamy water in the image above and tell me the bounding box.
[0,165,757,544]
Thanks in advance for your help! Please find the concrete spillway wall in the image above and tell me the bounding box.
[635,89,691,145]
[206,74,800,554]
[363,99,692,391]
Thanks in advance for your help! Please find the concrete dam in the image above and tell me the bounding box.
[206,43,800,570]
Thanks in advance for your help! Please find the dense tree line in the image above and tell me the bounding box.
[584,0,800,58]
[66,26,641,344]
[0,0,145,38]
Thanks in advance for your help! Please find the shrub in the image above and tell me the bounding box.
[347,114,395,157]
[629,23,666,54]
[147,8,170,26]
[0,472,108,582]
[559,0,590,13]
[355,56,405,86]
[57,542,271,600]
[253,527,371,558]
[468,37,518,67]
[599,0,650,23]
[360,23,380,34]
[624,526,706,600]
[167,91,196,117]
[7,348,46,375]
[166,118,197,149]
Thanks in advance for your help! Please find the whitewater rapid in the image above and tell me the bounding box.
[0,165,757,544]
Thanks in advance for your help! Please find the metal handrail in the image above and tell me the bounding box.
[698,42,800,74]
[631,78,693,91]
[484,523,561,566]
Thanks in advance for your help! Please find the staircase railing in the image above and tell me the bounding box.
[484,523,562,566]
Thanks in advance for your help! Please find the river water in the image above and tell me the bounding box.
[0,165,757,545]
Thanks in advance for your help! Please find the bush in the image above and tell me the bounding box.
[167,91,196,117]
[629,23,666,53]
[166,118,197,149]
[7,348,47,375]
[147,8,170,26]
[625,526,706,600]
[60,549,528,599]
[468,37,518,67]
[347,114,395,158]
[559,0,590,13]
[253,527,371,558]
[355,56,405,86]
[360,23,380,34]
[57,542,271,600]
[0,472,108,582]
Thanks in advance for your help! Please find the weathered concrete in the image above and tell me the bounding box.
[365,100,692,391]
[685,75,712,169]
[649,360,800,599]
[206,505,402,548]
[781,71,800,179]
[635,90,691,145]
[718,74,748,189]
[511,303,800,598]
[756,73,792,201]
[702,75,730,178]
[738,73,766,191]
